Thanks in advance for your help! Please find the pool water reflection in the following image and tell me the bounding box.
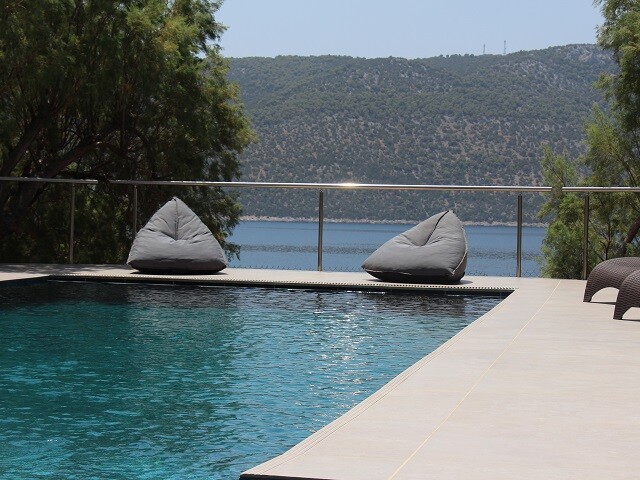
[0,281,501,479]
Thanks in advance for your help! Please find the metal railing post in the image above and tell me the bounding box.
[516,193,523,277]
[11,176,640,278]
[317,190,324,271]
[69,183,76,264]
[582,193,590,280]
[133,185,138,235]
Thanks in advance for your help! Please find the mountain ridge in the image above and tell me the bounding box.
[227,44,615,224]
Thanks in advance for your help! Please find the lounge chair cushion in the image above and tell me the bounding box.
[127,197,227,274]
[362,211,467,283]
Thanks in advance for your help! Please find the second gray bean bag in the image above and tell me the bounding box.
[362,211,467,283]
[127,197,227,274]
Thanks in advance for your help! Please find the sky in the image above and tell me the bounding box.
[216,0,604,59]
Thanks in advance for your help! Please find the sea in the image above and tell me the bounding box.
[228,221,546,277]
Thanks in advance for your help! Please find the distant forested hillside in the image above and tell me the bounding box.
[227,45,615,224]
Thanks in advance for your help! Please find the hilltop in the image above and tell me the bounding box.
[227,45,615,224]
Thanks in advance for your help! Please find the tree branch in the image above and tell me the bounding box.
[618,217,640,256]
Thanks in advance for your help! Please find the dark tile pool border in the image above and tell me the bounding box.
[46,273,514,298]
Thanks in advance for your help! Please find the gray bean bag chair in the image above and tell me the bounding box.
[362,211,467,283]
[127,197,227,274]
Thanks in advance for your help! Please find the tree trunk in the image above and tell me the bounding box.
[0,110,52,208]
[618,218,640,256]
[0,182,42,240]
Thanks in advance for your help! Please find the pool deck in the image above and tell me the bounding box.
[2,264,639,479]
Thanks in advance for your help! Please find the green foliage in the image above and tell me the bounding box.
[596,0,640,132]
[541,216,585,279]
[538,146,579,219]
[538,147,587,278]
[227,45,614,224]
[0,0,252,262]
[538,117,640,277]
[539,0,640,278]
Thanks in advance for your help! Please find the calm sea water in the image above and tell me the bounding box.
[0,282,500,479]
[228,221,546,277]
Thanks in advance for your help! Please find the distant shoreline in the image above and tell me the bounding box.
[239,215,548,228]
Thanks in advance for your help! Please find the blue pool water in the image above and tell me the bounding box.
[0,281,501,479]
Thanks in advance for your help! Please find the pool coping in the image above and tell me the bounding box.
[2,264,639,479]
[0,264,517,293]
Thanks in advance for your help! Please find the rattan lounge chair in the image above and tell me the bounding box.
[614,269,640,319]
[583,257,640,302]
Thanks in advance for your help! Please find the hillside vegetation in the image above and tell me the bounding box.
[227,45,615,224]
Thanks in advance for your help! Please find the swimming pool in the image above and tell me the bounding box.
[0,281,501,479]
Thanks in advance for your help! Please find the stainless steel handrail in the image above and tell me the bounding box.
[109,179,553,192]
[0,176,99,185]
[0,177,552,192]
[5,176,632,277]
[12,175,640,192]
[564,186,640,192]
